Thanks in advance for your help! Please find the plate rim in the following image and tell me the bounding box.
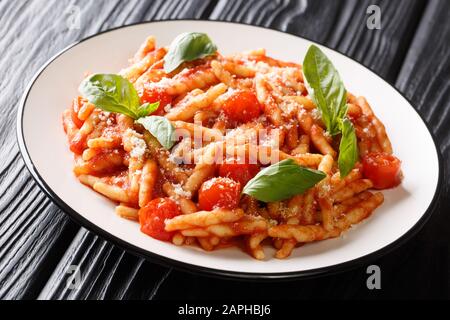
[16,19,444,281]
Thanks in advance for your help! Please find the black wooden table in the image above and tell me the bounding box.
[1,0,449,300]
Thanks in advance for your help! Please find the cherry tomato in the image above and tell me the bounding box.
[139,87,173,115]
[139,198,181,242]
[362,152,402,190]
[71,97,85,128]
[69,132,86,155]
[222,90,261,123]
[198,177,241,211]
[218,160,260,186]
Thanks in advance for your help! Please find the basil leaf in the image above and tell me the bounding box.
[303,45,348,136]
[79,74,142,119]
[137,116,176,150]
[303,45,358,176]
[338,119,359,178]
[138,102,160,118]
[164,32,218,73]
[242,159,326,203]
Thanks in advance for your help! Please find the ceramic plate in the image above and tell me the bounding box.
[17,20,442,279]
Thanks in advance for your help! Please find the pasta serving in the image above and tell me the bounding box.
[62,33,402,260]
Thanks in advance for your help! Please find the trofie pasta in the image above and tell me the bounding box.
[62,33,403,260]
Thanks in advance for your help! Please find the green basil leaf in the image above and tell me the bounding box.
[137,116,176,150]
[138,102,160,118]
[242,159,326,203]
[338,119,359,178]
[303,45,358,176]
[164,32,218,73]
[303,45,348,136]
[79,74,141,119]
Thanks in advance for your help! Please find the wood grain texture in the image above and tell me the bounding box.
[392,0,450,298]
[0,0,213,300]
[211,0,426,83]
[0,0,448,300]
[38,230,172,300]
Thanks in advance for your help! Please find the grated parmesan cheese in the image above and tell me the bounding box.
[130,136,147,159]
[164,104,173,113]
[322,184,331,193]
[311,108,321,121]
[172,184,192,198]
[255,61,271,73]
[269,219,279,226]
[259,132,280,148]
[153,77,172,89]
[98,111,111,122]
[202,177,239,190]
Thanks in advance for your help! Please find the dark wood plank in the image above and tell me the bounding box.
[38,230,172,300]
[0,0,213,300]
[39,0,429,300]
[210,0,427,83]
[389,0,450,298]
[156,0,448,300]
[0,160,79,299]
[2,0,446,300]
[153,0,450,300]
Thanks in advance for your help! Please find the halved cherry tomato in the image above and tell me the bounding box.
[139,198,181,242]
[362,152,402,190]
[198,177,241,211]
[71,97,85,128]
[222,90,261,123]
[69,132,86,155]
[218,160,260,186]
[139,87,173,115]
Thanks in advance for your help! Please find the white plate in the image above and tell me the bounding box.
[17,20,442,279]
